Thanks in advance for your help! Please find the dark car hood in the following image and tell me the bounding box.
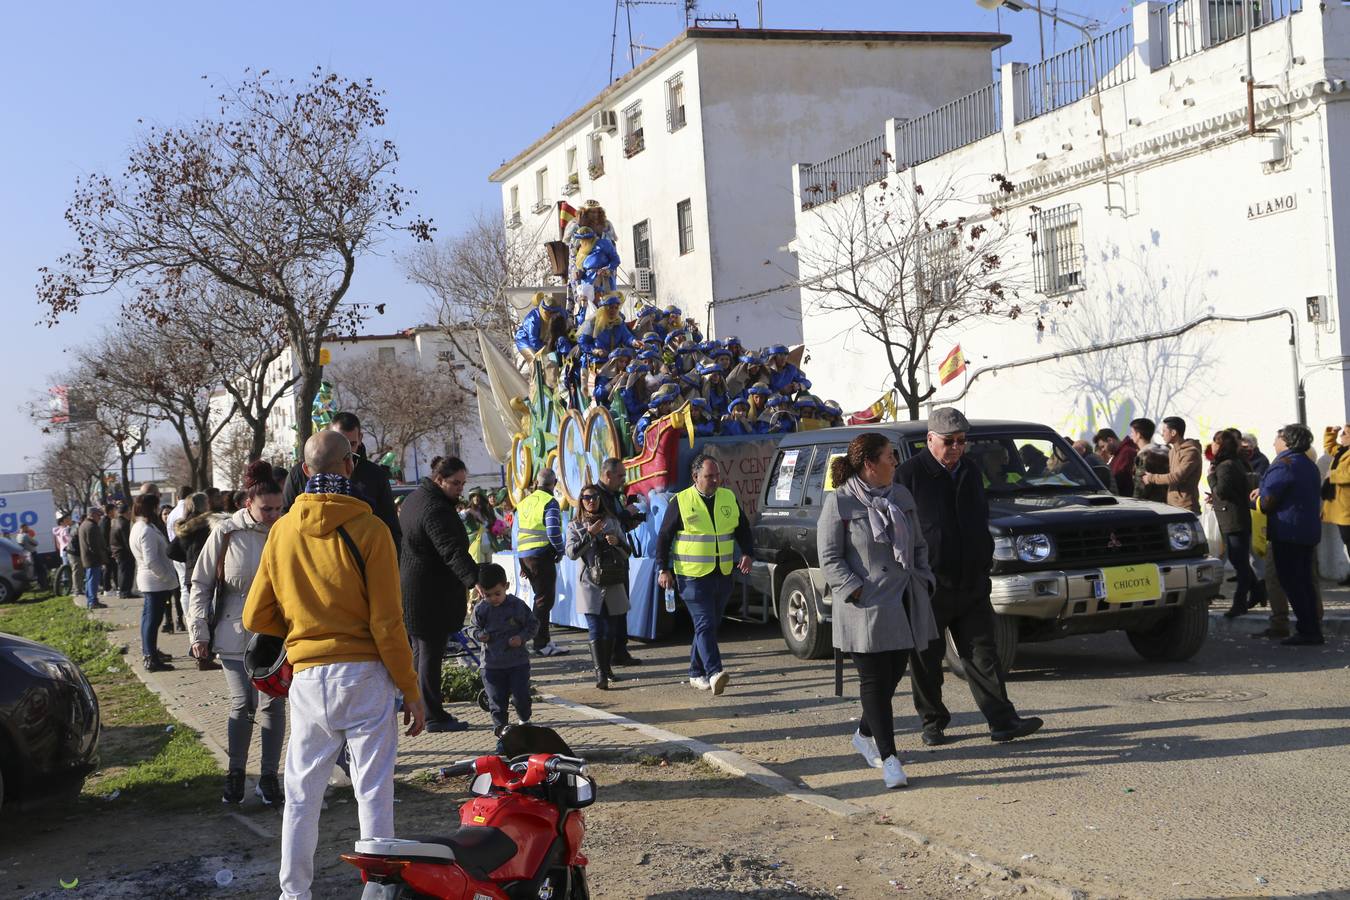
[989,492,1192,529]
[0,631,62,654]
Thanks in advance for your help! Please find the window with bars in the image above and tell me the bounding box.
[676,200,694,254]
[1206,0,1264,46]
[564,148,579,193]
[919,228,963,305]
[623,102,645,157]
[1031,204,1085,297]
[587,133,604,178]
[666,74,686,132]
[632,220,652,268]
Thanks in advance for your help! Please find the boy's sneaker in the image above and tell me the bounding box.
[689,676,710,690]
[881,756,908,789]
[255,774,283,807]
[708,670,730,696]
[534,642,569,657]
[222,769,246,804]
[851,730,882,769]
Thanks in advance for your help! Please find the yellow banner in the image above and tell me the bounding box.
[1096,564,1162,603]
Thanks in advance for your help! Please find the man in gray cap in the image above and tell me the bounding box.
[895,407,1042,745]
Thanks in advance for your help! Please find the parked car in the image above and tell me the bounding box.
[741,420,1223,673]
[0,535,35,604]
[0,632,101,809]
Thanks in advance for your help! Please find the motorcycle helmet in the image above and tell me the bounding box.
[245,633,293,698]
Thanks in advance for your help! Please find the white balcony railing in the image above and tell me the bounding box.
[798,134,887,210]
[1151,0,1303,69]
[895,79,1002,169]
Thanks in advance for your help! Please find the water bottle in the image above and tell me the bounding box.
[664,587,676,613]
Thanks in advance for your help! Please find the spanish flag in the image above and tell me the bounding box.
[558,201,578,239]
[938,344,967,386]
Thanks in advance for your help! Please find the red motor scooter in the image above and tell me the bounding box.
[342,726,593,900]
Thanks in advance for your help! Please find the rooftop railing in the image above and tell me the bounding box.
[798,134,887,210]
[895,79,1002,170]
[1014,22,1136,123]
[1151,0,1303,69]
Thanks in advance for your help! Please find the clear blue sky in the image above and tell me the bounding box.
[1,0,1133,474]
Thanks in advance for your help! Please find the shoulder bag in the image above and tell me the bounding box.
[196,530,233,670]
[587,526,628,587]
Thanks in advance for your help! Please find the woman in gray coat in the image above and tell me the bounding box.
[565,484,632,690]
[817,432,939,789]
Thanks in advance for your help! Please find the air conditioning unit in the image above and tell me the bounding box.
[634,267,655,294]
[591,110,618,134]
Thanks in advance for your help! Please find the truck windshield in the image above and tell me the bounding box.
[964,435,1099,493]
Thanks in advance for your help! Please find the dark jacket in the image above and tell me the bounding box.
[1207,455,1253,535]
[284,455,401,552]
[1247,448,1271,478]
[399,478,478,637]
[1108,440,1138,497]
[468,594,538,670]
[78,517,108,568]
[108,515,132,558]
[895,450,994,593]
[169,512,216,583]
[1258,449,1322,546]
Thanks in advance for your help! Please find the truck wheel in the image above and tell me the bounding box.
[778,570,831,660]
[944,614,1019,681]
[1127,598,1209,661]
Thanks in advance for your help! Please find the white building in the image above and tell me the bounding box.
[208,326,497,489]
[793,0,1346,449]
[490,26,1012,347]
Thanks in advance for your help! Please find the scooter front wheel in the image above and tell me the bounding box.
[568,865,590,900]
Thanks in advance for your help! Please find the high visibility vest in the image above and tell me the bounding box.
[672,487,738,577]
[516,490,554,553]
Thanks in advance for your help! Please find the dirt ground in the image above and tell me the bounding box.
[4,756,1038,900]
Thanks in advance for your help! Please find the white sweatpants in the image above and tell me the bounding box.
[279,661,399,900]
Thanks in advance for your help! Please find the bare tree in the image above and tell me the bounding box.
[1053,243,1217,435]
[211,420,257,489]
[36,67,432,455]
[76,317,235,489]
[403,211,550,381]
[796,170,1029,419]
[155,442,196,494]
[327,354,469,470]
[31,429,114,514]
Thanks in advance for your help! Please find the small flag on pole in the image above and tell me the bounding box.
[558,201,577,239]
[938,344,967,386]
[847,390,898,425]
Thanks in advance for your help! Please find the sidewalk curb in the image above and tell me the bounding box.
[1208,609,1350,637]
[543,694,1091,900]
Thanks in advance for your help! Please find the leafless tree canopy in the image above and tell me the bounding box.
[797,171,1028,419]
[327,353,469,469]
[36,67,432,453]
[32,429,114,514]
[403,211,550,380]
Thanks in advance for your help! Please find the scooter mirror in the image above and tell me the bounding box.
[470,772,493,796]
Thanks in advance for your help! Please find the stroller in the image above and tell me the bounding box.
[445,629,492,713]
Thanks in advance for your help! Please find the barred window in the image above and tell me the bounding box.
[919,228,963,305]
[1032,204,1085,297]
[666,73,686,132]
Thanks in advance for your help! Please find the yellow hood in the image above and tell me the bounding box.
[290,493,371,538]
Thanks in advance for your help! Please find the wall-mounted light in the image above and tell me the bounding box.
[1061,143,1073,151]
[1128,117,1142,126]
[1035,152,1048,160]
[1182,98,1196,106]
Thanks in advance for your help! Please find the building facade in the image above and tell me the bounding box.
[793,0,1347,453]
[490,27,1011,347]
[208,326,496,489]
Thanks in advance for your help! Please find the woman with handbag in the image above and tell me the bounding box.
[817,432,938,790]
[188,460,286,806]
[1321,424,1350,586]
[1208,430,1264,617]
[565,483,631,690]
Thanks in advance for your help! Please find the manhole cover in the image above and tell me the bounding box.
[1149,688,1267,703]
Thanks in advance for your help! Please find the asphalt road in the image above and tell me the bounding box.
[535,617,1350,898]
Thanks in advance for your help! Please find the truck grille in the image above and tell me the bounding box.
[1054,524,1170,563]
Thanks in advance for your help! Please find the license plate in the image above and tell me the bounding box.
[1093,564,1162,603]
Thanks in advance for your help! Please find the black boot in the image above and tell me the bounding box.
[589,641,608,690]
[612,643,641,666]
[600,638,622,684]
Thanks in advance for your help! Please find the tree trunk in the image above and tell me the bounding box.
[119,456,132,502]
[248,420,267,462]
[293,349,323,456]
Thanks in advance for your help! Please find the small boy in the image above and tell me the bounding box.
[468,563,539,737]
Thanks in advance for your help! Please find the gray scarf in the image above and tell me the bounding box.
[842,475,912,568]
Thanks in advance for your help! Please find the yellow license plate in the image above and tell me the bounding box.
[1094,564,1162,603]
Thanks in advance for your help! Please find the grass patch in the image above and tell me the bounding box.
[441,663,484,703]
[0,590,220,808]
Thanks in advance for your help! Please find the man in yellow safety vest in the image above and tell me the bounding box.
[655,453,754,695]
[515,469,569,657]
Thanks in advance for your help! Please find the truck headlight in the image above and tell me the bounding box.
[1014,533,1054,563]
[1168,522,1196,551]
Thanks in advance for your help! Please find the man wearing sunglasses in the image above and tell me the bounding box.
[896,407,1042,746]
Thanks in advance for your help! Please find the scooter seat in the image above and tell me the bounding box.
[354,838,454,862]
[408,826,519,880]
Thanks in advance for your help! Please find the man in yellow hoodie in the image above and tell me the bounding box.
[245,430,425,900]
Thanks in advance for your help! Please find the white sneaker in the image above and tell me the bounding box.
[535,642,569,657]
[689,676,710,690]
[851,730,882,769]
[708,670,730,696]
[881,756,908,789]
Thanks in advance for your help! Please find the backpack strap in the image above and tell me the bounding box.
[335,525,367,586]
